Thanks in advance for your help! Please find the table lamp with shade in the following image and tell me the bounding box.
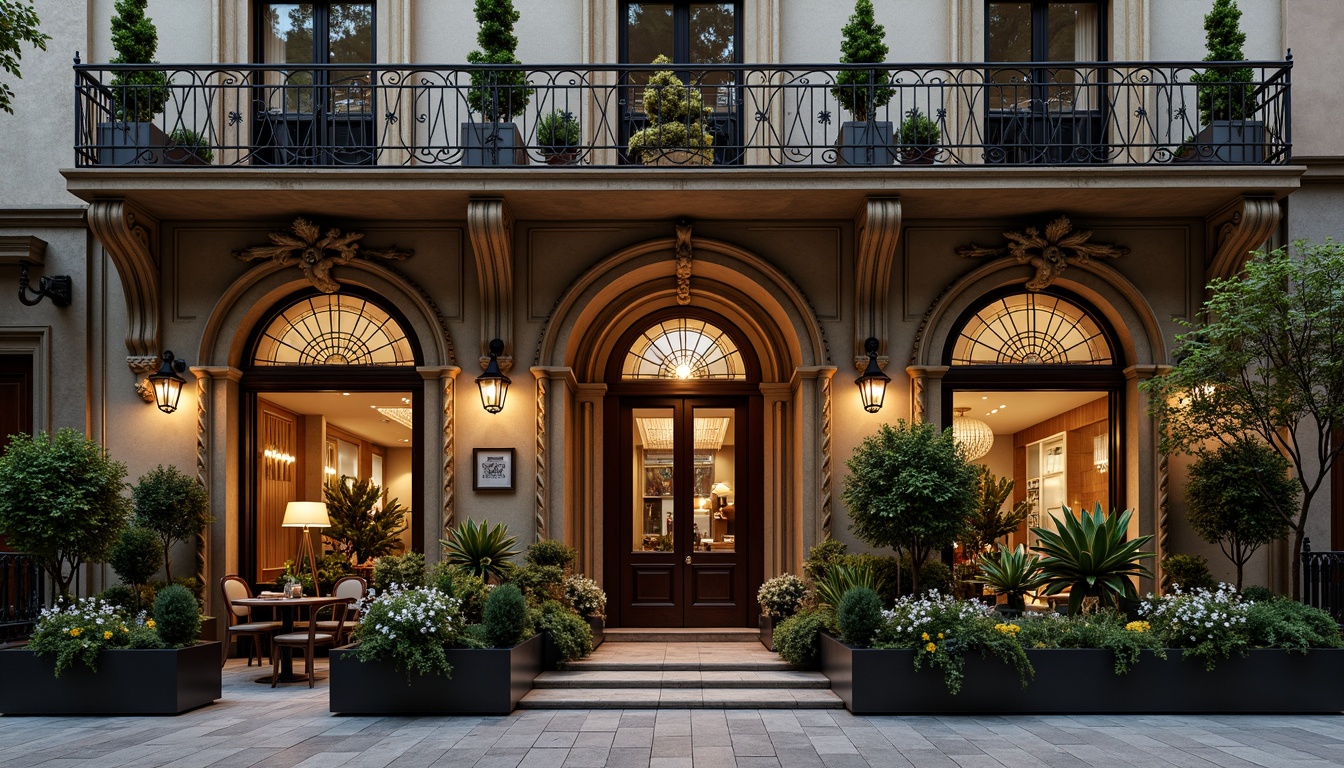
[282,501,330,597]
[711,482,731,516]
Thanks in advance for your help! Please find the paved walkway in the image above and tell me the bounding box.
[3,651,1344,767]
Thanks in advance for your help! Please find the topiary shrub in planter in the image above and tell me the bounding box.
[831,0,896,165]
[109,525,162,614]
[462,0,533,166]
[537,110,581,165]
[1183,0,1264,163]
[132,464,211,582]
[896,107,940,164]
[99,0,174,165]
[0,595,221,714]
[627,55,714,167]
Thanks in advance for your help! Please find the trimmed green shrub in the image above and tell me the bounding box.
[432,562,489,624]
[803,539,847,583]
[466,0,532,121]
[371,552,427,591]
[837,587,883,647]
[482,583,531,647]
[1161,553,1217,592]
[774,608,828,669]
[109,0,170,121]
[1245,597,1343,652]
[513,564,566,605]
[1241,585,1276,603]
[536,599,593,663]
[153,584,200,646]
[1188,0,1255,124]
[109,525,162,611]
[131,465,210,581]
[831,0,893,122]
[525,539,576,569]
[1185,439,1295,590]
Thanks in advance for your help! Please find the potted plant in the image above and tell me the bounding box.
[1184,0,1263,163]
[627,55,715,166]
[975,544,1047,615]
[537,110,581,165]
[164,128,213,165]
[99,0,172,165]
[831,0,896,165]
[757,574,809,651]
[323,475,407,567]
[564,575,607,648]
[462,0,533,166]
[896,107,941,165]
[0,586,221,715]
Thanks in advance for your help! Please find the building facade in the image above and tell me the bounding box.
[1,0,1341,628]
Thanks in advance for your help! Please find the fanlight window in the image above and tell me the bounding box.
[622,318,745,380]
[252,294,415,366]
[951,293,1112,365]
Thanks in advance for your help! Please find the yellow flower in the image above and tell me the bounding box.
[1125,621,1150,633]
[921,632,929,641]
[103,631,113,640]
[68,628,81,637]
[937,633,944,640]
[121,625,129,633]
[146,619,156,629]
[925,642,937,653]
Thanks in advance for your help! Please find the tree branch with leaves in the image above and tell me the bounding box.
[0,0,51,115]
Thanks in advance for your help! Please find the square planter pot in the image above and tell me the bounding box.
[0,641,222,715]
[1176,120,1266,164]
[329,632,543,715]
[588,616,604,650]
[461,122,529,167]
[96,121,170,166]
[820,633,1344,715]
[759,614,778,651]
[834,121,895,166]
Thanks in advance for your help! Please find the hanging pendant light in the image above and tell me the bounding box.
[952,406,993,461]
[855,337,890,413]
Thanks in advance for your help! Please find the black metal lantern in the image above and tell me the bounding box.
[855,337,890,414]
[476,338,511,414]
[148,351,188,414]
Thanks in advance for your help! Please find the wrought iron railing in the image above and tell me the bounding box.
[0,552,43,642]
[1302,540,1344,625]
[73,58,1291,168]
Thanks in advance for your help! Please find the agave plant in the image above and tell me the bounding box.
[975,544,1047,611]
[814,563,882,612]
[441,519,519,583]
[1031,503,1155,615]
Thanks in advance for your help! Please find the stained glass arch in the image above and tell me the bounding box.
[252,293,417,366]
[622,317,746,380]
[951,292,1113,365]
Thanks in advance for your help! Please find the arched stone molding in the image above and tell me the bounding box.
[533,235,831,583]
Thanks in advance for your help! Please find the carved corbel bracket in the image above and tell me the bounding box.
[468,198,514,373]
[87,200,160,373]
[1207,196,1280,283]
[854,197,901,370]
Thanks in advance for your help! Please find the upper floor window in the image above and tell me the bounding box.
[986,2,1104,65]
[257,3,374,112]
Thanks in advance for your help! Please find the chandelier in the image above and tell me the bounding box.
[952,407,994,461]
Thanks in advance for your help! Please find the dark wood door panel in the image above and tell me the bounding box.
[689,564,735,605]
[631,564,676,604]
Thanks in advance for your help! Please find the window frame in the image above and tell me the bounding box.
[983,1,1108,64]
[253,1,378,67]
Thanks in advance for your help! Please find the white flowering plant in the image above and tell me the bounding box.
[872,590,1031,693]
[757,574,809,618]
[563,575,607,620]
[1138,584,1250,670]
[26,597,163,677]
[351,585,463,680]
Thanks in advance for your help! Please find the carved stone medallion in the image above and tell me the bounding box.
[956,216,1128,291]
[234,217,413,293]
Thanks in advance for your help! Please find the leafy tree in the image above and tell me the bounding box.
[841,420,979,595]
[109,0,170,121]
[109,525,162,612]
[466,0,532,121]
[1142,240,1344,599]
[0,429,131,597]
[323,475,407,564]
[131,465,210,581]
[1188,0,1254,124]
[963,467,1032,564]
[831,0,893,122]
[1185,439,1295,590]
[0,0,51,115]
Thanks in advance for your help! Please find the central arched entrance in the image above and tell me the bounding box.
[603,308,763,627]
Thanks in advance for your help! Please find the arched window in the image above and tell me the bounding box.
[252,293,415,366]
[622,316,746,380]
[951,292,1112,365]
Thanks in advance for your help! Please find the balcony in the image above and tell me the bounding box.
[74,60,1292,168]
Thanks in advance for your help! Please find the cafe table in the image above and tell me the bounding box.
[231,595,350,684]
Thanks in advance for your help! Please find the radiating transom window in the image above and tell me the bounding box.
[622,317,745,380]
[951,293,1112,365]
[253,293,415,366]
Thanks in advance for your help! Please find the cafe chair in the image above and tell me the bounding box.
[270,597,347,688]
[315,575,366,645]
[220,575,281,668]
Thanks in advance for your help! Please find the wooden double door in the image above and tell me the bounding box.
[609,396,758,627]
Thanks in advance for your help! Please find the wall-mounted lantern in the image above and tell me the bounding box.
[144,351,189,414]
[855,337,890,414]
[476,338,511,414]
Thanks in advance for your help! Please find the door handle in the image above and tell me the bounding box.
[685,556,692,564]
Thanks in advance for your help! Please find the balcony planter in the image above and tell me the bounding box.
[0,641,222,715]
[646,149,712,167]
[898,147,938,165]
[461,122,529,167]
[819,633,1344,715]
[96,121,170,166]
[1176,120,1266,164]
[329,632,543,715]
[834,121,895,166]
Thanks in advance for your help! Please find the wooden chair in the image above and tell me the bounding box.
[220,575,281,667]
[270,597,347,688]
[316,575,366,645]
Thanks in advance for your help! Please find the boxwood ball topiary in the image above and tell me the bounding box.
[524,539,576,569]
[773,608,828,669]
[483,583,530,647]
[153,584,201,646]
[837,586,883,647]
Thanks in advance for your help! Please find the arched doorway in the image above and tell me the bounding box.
[602,308,764,627]
[239,288,426,586]
[941,288,1125,551]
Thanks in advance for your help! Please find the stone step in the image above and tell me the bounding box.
[564,658,795,672]
[534,670,830,689]
[517,687,844,709]
[604,628,762,643]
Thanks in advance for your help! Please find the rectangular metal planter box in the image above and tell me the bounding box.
[760,614,777,651]
[820,633,1344,715]
[834,121,895,166]
[588,616,604,650]
[0,641,222,715]
[329,632,543,715]
[1180,119,1266,164]
[96,121,170,166]
[461,122,529,166]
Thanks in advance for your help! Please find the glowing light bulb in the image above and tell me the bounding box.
[675,363,692,379]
